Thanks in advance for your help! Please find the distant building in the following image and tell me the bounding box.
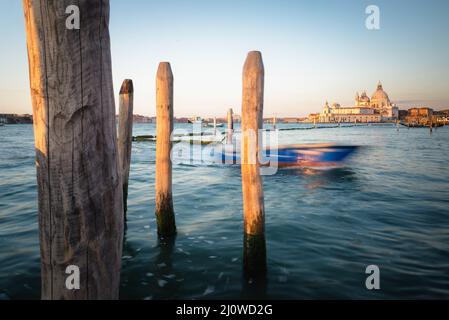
[115,114,154,123]
[398,109,408,120]
[0,114,33,124]
[134,114,154,123]
[408,107,433,118]
[175,117,190,123]
[433,109,449,125]
[435,109,449,117]
[434,110,449,125]
[319,101,381,123]
[317,82,399,123]
[405,107,434,126]
[283,117,303,123]
[307,114,320,123]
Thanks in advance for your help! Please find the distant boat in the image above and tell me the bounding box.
[217,143,359,168]
[188,116,203,125]
[207,122,224,128]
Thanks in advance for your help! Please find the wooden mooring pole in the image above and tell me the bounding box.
[227,108,234,144]
[155,62,177,237]
[241,51,267,278]
[23,0,123,299]
[118,80,134,218]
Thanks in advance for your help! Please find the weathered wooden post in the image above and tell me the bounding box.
[227,108,234,144]
[23,0,123,299]
[155,62,177,237]
[118,79,134,218]
[241,51,266,278]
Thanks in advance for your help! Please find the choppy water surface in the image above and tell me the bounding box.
[1,123,448,300]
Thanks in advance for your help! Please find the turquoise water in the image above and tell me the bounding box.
[1,123,449,300]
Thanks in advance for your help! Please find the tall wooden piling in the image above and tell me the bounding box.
[227,108,234,144]
[241,51,266,277]
[118,80,134,218]
[23,0,123,299]
[155,62,177,237]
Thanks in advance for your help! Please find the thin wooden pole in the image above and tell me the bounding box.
[23,0,123,300]
[118,79,134,218]
[227,108,234,144]
[241,51,266,277]
[155,62,177,237]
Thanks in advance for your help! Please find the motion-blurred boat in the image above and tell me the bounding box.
[217,143,359,168]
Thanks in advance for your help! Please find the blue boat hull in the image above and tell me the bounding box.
[218,143,359,168]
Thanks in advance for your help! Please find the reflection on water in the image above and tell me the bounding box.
[241,233,267,300]
[152,236,179,299]
[1,123,449,299]
[272,167,358,192]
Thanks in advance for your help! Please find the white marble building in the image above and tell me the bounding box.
[319,82,399,123]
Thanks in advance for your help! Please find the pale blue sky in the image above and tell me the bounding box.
[1,0,448,117]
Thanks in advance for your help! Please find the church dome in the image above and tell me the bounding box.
[371,82,390,102]
[359,91,370,102]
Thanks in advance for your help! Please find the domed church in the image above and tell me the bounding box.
[317,82,399,123]
[355,81,398,118]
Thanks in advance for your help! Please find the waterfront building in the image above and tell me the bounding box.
[307,114,320,123]
[319,101,381,123]
[405,107,435,126]
[408,107,433,118]
[0,113,33,124]
[318,82,399,123]
[282,117,303,123]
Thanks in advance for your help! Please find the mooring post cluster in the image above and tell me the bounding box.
[23,0,267,300]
